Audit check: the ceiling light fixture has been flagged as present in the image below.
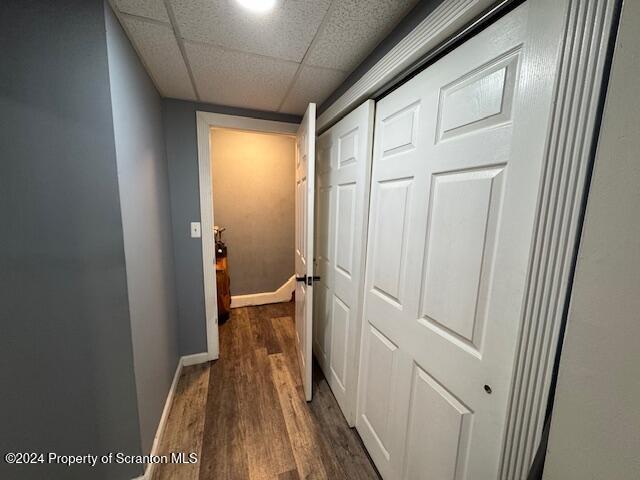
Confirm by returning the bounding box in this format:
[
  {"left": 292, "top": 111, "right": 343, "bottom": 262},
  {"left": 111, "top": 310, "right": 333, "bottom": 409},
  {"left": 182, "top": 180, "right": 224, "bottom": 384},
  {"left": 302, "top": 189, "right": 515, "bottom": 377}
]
[{"left": 236, "top": 0, "right": 276, "bottom": 13}]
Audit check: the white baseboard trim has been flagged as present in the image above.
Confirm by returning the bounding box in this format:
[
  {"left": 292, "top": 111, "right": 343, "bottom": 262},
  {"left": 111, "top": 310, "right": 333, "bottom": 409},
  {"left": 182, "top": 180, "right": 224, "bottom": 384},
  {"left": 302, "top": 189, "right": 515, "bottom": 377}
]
[
  {"left": 181, "top": 351, "right": 211, "bottom": 367},
  {"left": 230, "top": 275, "right": 295, "bottom": 308},
  {"left": 134, "top": 352, "right": 210, "bottom": 480}
]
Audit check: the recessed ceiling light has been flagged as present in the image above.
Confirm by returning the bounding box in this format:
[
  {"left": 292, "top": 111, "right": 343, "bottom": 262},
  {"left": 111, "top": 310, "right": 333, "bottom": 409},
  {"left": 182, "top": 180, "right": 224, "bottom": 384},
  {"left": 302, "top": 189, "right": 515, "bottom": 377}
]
[{"left": 236, "top": 0, "right": 276, "bottom": 13}]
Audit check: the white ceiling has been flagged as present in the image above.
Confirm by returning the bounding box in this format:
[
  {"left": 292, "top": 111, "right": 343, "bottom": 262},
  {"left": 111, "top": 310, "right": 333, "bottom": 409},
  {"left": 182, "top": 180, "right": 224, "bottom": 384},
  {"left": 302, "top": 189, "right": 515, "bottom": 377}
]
[{"left": 111, "top": 0, "right": 419, "bottom": 115}]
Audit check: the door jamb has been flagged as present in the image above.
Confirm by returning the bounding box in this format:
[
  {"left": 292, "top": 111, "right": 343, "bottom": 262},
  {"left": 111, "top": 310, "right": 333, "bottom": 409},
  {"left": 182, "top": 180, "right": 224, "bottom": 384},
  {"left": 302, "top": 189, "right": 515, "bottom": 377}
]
[{"left": 195, "top": 111, "right": 298, "bottom": 360}]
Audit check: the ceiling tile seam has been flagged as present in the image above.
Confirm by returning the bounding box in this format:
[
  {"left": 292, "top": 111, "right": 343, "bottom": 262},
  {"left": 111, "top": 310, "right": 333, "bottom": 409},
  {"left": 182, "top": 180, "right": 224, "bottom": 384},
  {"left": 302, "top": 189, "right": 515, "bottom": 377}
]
[
  {"left": 182, "top": 37, "right": 345, "bottom": 75},
  {"left": 333, "top": 2, "right": 423, "bottom": 75},
  {"left": 117, "top": 11, "right": 171, "bottom": 28},
  {"left": 108, "top": 2, "right": 167, "bottom": 98},
  {"left": 277, "top": 0, "right": 345, "bottom": 112},
  {"left": 181, "top": 38, "right": 300, "bottom": 68},
  {"left": 162, "top": 0, "right": 201, "bottom": 101},
  {"left": 276, "top": 65, "right": 304, "bottom": 113}
]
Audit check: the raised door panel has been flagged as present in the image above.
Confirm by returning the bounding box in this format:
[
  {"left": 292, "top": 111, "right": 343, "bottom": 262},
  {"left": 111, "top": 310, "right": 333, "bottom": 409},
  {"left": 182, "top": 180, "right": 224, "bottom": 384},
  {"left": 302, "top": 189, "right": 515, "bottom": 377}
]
[
  {"left": 357, "top": 322, "right": 413, "bottom": 479},
  {"left": 360, "top": 325, "right": 399, "bottom": 459},
  {"left": 437, "top": 50, "right": 519, "bottom": 142},
  {"left": 370, "top": 178, "right": 413, "bottom": 307},
  {"left": 381, "top": 103, "right": 420, "bottom": 158},
  {"left": 338, "top": 128, "right": 359, "bottom": 168},
  {"left": 404, "top": 366, "right": 472, "bottom": 480},
  {"left": 329, "top": 295, "right": 350, "bottom": 393},
  {"left": 335, "top": 182, "right": 356, "bottom": 278},
  {"left": 295, "top": 176, "right": 308, "bottom": 267},
  {"left": 313, "top": 141, "right": 333, "bottom": 371},
  {"left": 316, "top": 184, "right": 333, "bottom": 270},
  {"left": 420, "top": 167, "right": 505, "bottom": 354},
  {"left": 317, "top": 139, "right": 332, "bottom": 174},
  {"left": 440, "top": 66, "right": 506, "bottom": 132}
]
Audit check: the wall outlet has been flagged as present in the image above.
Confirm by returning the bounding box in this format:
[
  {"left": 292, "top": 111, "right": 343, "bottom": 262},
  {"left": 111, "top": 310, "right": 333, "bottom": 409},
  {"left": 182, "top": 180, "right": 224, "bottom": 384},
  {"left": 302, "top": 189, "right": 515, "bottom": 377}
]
[{"left": 190, "top": 222, "right": 201, "bottom": 238}]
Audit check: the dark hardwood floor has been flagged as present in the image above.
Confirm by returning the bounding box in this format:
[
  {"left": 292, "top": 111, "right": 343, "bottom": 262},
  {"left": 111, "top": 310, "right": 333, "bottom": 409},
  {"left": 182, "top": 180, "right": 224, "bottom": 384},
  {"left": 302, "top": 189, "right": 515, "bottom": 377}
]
[{"left": 152, "top": 302, "right": 380, "bottom": 480}]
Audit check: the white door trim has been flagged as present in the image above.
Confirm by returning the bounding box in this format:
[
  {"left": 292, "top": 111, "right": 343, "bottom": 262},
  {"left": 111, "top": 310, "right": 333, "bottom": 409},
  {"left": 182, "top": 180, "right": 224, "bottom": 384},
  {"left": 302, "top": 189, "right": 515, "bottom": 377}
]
[
  {"left": 316, "top": 0, "right": 498, "bottom": 131},
  {"left": 500, "top": 1, "right": 619, "bottom": 478},
  {"left": 195, "top": 111, "right": 298, "bottom": 360}
]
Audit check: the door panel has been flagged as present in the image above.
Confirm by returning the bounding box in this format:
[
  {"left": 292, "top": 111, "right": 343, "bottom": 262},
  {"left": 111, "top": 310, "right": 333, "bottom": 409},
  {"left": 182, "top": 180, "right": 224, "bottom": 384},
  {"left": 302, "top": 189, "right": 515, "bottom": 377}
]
[
  {"left": 404, "top": 366, "right": 473, "bottom": 480},
  {"left": 295, "top": 103, "right": 316, "bottom": 401},
  {"left": 356, "top": 3, "right": 566, "bottom": 478},
  {"left": 329, "top": 295, "right": 349, "bottom": 390},
  {"left": 360, "top": 324, "right": 399, "bottom": 457},
  {"left": 370, "top": 178, "right": 413, "bottom": 306},
  {"left": 421, "top": 166, "right": 505, "bottom": 352},
  {"left": 335, "top": 183, "right": 356, "bottom": 276},
  {"left": 314, "top": 100, "right": 375, "bottom": 425}
]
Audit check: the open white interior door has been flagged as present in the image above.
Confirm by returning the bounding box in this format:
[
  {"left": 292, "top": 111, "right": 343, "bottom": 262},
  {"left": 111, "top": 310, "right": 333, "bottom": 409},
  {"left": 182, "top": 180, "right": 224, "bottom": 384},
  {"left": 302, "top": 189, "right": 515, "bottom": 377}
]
[{"left": 295, "top": 103, "right": 316, "bottom": 401}]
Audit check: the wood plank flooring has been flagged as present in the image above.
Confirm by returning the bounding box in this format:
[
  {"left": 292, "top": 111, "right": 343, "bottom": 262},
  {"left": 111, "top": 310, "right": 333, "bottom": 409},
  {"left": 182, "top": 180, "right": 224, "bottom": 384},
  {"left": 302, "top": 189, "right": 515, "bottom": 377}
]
[{"left": 152, "top": 302, "right": 380, "bottom": 480}]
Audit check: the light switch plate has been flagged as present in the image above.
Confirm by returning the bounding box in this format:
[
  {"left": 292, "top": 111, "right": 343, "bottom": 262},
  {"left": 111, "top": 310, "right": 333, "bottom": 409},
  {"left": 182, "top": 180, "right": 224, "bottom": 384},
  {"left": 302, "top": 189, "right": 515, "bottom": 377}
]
[{"left": 190, "top": 222, "right": 201, "bottom": 238}]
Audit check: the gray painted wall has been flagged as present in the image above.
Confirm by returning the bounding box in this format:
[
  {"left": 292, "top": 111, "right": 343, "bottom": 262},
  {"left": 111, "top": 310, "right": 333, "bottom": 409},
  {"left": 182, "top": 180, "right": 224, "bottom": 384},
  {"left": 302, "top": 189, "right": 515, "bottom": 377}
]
[
  {"left": 543, "top": 2, "right": 640, "bottom": 479},
  {"left": 162, "top": 98, "right": 299, "bottom": 355},
  {"left": 0, "top": 1, "right": 142, "bottom": 479},
  {"left": 211, "top": 129, "right": 295, "bottom": 295},
  {"left": 105, "top": 4, "right": 179, "bottom": 456}
]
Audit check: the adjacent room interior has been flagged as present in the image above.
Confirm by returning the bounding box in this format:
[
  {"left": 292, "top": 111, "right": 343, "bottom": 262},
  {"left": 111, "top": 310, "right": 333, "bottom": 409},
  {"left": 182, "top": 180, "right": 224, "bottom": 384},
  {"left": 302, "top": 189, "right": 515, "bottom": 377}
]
[{"left": 210, "top": 127, "right": 296, "bottom": 316}]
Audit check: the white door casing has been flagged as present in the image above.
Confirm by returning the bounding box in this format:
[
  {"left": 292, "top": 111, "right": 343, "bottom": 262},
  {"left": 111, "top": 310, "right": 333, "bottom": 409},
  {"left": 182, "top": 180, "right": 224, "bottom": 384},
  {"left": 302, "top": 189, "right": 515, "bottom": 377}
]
[
  {"left": 196, "top": 112, "right": 299, "bottom": 362},
  {"left": 354, "top": 1, "right": 608, "bottom": 478},
  {"left": 295, "top": 103, "right": 316, "bottom": 402},
  {"left": 314, "top": 100, "right": 375, "bottom": 425}
]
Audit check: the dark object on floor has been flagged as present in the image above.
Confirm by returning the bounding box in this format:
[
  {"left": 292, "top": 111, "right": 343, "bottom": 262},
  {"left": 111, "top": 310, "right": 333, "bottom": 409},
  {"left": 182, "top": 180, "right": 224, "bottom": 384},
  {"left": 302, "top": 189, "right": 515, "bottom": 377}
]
[{"left": 216, "top": 245, "right": 231, "bottom": 323}]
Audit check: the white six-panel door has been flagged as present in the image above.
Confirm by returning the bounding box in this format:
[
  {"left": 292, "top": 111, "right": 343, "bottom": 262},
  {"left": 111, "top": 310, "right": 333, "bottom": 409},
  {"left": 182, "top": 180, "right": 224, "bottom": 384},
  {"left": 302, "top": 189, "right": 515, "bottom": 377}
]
[
  {"left": 314, "top": 100, "right": 375, "bottom": 425},
  {"left": 295, "top": 103, "right": 316, "bottom": 402},
  {"left": 356, "top": 3, "right": 568, "bottom": 478}
]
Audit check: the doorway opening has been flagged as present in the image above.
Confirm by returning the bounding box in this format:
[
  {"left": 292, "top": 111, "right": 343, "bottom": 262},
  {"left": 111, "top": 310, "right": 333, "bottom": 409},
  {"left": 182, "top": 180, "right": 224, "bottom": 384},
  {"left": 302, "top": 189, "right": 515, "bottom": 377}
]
[
  {"left": 196, "top": 112, "right": 299, "bottom": 360},
  {"left": 210, "top": 127, "right": 297, "bottom": 321}
]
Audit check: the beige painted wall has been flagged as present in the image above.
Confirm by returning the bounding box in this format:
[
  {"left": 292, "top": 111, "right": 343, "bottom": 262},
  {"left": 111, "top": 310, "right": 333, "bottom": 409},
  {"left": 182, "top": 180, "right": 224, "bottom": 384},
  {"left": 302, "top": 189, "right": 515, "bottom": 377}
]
[
  {"left": 543, "top": 2, "right": 640, "bottom": 478},
  {"left": 211, "top": 128, "right": 295, "bottom": 296}
]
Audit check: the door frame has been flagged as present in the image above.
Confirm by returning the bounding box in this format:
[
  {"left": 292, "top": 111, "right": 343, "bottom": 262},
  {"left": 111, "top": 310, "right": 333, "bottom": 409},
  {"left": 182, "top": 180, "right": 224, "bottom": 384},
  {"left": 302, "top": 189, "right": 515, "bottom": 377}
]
[{"left": 195, "top": 111, "right": 298, "bottom": 360}]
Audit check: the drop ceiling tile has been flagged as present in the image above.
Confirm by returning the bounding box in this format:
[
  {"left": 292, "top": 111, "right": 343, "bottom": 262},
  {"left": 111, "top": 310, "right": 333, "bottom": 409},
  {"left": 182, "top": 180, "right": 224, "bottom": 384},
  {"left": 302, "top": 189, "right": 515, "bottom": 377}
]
[
  {"left": 169, "top": 0, "right": 331, "bottom": 62},
  {"left": 185, "top": 41, "right": 299, "bottom": 112},
  {"left": 305, "top": 0, "right": 419, "bottom": 72},
  {"left": 121, "top": 16, "right": 196, "bottom": 100},
  {"left": 280, "top": 65, "right": 347, "bottom": 115},
  {"left": 113, "top": 0, "right": 170, "bottom": 22}
]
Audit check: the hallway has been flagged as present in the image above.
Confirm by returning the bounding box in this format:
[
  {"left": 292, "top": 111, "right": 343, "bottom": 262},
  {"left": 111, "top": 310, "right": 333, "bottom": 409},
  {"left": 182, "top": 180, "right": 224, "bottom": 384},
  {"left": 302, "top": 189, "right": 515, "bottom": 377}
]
[{"left": 152, "top": 303, "right": 379, "bottom": 480}]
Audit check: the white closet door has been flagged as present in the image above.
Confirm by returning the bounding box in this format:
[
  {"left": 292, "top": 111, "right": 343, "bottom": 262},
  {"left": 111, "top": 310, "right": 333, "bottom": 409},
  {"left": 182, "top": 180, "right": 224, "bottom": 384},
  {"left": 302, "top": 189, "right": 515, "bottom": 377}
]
[
  {"left": 314, "top": 100, "right": 375, "bottom": 425},
  {"left": 356, "top": 3, "right": 567, "bottom": 479},
  {"left": 295, "top": 103, "right": 316, "bottom": 401}
]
